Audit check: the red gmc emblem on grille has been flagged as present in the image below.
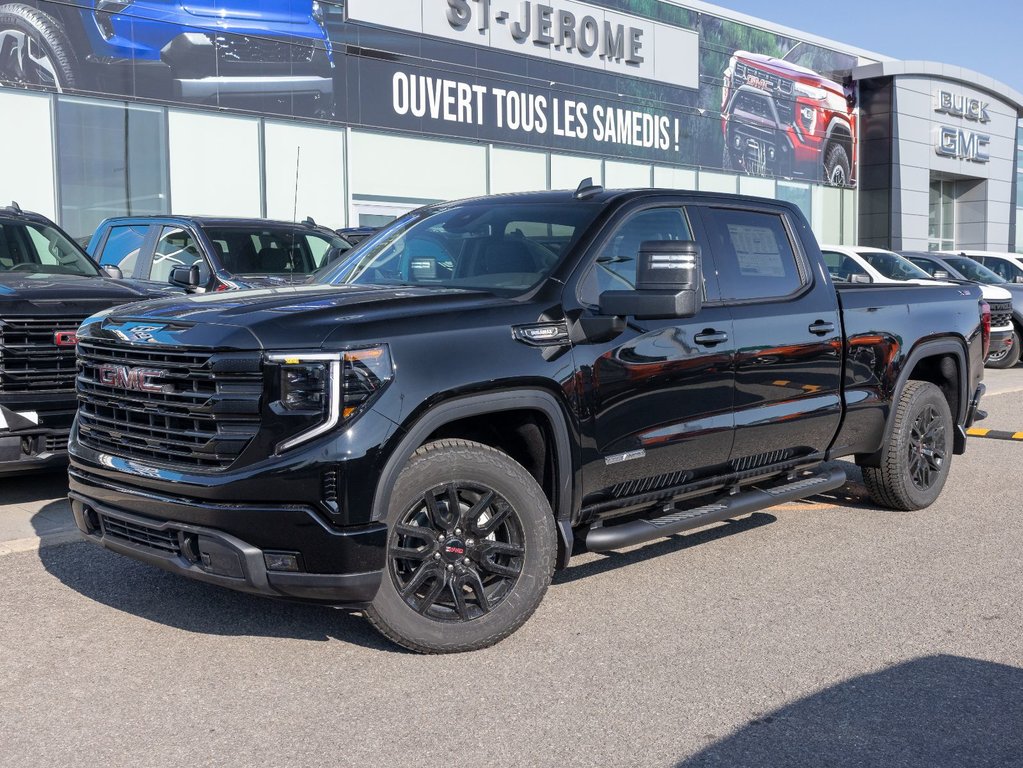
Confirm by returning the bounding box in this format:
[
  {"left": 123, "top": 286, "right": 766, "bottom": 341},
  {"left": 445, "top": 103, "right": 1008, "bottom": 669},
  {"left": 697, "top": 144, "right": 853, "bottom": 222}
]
[
  {"left": 53, "top": 331, "right": 78, "bottom": 347},
  {"left": 97, "top": 364, "right": 168, "bottom": 394}
]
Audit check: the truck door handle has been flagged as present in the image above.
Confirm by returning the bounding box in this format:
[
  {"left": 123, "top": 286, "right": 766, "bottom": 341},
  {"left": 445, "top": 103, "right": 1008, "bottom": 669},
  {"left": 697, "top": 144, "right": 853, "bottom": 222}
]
[
  {"left": 808, "top": 320, "right": 836, "bottom": 336},
  {"left": 694, "top": 330, "right": 729, "bottom": 346}
]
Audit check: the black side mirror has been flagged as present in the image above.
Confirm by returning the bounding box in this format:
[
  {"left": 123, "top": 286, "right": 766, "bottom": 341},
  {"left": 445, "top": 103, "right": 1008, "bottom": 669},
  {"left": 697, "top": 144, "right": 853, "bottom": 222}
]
[
  {"left": 599, "top": 241, "right": 703, "bottom": 320},
  {"left": 102, "top": 265, "right": 123, "bottom": 280},
  {"left": 169, "top": 263, "right": 202, "bottom": 290}
]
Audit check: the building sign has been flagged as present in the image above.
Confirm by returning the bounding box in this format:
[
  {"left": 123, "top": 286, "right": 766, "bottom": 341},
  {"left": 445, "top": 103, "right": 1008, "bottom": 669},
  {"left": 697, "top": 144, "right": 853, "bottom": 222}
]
[
  {"left": 345, "top": 0, "right": 701, "bottom": 90},
  {"left": 933, "top": 89, "right": 991, "bottom": 162},
  {"left": 934, "top": 90, "right": 991, "bottom": 123},
  {"left": 935, "top": 126, "right": 991, "bottom": 162}
]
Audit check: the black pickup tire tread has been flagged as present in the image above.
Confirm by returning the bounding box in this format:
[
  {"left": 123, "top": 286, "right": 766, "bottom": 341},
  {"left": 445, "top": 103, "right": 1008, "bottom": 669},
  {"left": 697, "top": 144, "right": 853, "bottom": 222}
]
[
  {"left": 366, "top": 439, "right": 557, "bottom": 654},
  {"left": 862, "top": 380, "right": 953, "bottom": 511}
]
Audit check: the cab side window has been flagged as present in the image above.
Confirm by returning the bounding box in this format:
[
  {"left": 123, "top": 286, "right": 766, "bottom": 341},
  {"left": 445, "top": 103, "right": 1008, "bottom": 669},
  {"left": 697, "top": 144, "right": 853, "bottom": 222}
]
[
  {"left": 703, "top": 208, "right": 805, "bottom": 301},
  {"left": 98, "top": 225, "right": 148, "bottom": 276},
  {"left": 149, "top": 226, "right": 203, "bottom": 283},
  {"left": 578, "top": 207, "right": 694, "bottom": 304}
]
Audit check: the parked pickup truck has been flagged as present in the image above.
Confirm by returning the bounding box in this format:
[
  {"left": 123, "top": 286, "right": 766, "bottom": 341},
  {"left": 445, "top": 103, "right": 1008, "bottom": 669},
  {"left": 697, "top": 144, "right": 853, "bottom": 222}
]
[
  {"left": 68, "top": 186, "right": 988, "bottom": 653},
  {"left": 87, "top": 215, "right": 353, "bottom": 293},
  {"left": 0, "top": 204, "right": 171, "bottom": 476}
]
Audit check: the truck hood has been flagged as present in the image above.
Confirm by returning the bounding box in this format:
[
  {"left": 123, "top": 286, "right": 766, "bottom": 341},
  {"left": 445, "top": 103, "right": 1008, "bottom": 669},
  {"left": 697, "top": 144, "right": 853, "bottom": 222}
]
[
  {"left": 83, "top": 283, "right": 511, "bottom": 350},
  {"left": 734, "top": 51, "right": 841, "bottom": 91},
  {"left": 181, "top": 1, "right": 315, "bottom": 24},
  {"left": 0, "top": 272, "right": 172, "bottom": 314}
]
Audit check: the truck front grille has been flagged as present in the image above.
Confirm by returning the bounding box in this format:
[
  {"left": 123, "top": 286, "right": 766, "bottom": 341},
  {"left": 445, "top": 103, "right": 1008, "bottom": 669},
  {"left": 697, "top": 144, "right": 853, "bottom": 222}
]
[
  {"left": 734, "top": 60, "right": 794, "bottom": 96},
  {"left": 0, "top": 315, "right": 89, "bottom": 394},
  {"left": 213, "top": 34, "right": 318, "bottom": 64},
  {"left": 76, "top": 340, "right": 263, "bottom": 470},
  {"left": 988, "top": 300, "right": 1012, "bottom": 328}
]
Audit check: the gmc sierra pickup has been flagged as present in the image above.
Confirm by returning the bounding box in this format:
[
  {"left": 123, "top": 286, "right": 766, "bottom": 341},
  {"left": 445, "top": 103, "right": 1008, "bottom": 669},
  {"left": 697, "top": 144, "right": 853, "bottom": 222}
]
[
  {"left": 0, "top": 204, "right": 170, "bottom": 475},
  {"left": 68, "top": 185, "right": 987, "bottom": 653}
]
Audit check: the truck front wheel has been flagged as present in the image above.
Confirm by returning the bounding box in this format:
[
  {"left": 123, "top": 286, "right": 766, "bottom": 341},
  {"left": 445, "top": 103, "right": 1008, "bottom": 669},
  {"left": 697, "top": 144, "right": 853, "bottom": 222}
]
[
  {"left": 0, "top": 3, "right": 78, "bottom": 91},
  {"left": 862, "top": 380, "right": 953, "bottom": 511},
  {"left": 366, "top": 439, "right": 557, "bottom": 653},
  {"left": 824, "top": 143, "right": 851, "bottom": 186}
]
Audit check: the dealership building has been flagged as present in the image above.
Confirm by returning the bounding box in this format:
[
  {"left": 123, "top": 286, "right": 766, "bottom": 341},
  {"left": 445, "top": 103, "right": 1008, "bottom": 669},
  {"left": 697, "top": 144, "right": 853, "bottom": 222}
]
[{"left": 0, "top": 0, "right": 1020, "bottom": 253}]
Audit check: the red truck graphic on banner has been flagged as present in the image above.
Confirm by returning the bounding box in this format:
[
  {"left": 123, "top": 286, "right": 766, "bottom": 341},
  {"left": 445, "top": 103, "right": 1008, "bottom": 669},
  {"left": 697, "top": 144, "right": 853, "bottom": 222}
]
[{"left": 721, "top": 42, "right": 857, "bottom": 187}]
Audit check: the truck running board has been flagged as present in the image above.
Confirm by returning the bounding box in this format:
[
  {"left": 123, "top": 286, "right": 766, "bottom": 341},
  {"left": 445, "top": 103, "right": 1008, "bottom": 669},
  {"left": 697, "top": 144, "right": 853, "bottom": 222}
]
[{"left": 585, "top": 466, "right": 848, "bottom": 553}]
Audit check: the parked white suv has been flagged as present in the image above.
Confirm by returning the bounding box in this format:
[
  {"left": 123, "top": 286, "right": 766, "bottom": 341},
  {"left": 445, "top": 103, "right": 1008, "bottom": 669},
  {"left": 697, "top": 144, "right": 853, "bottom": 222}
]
[{"left": 821, "top": 245, "right": 1014, "bottom": 367}]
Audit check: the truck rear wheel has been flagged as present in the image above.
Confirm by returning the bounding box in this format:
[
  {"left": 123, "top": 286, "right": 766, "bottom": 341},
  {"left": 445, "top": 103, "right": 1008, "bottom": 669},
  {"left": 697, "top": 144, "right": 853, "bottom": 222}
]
[
  {"left": 366, "top": 439, "right": 557, "bottom": 653},
  {"left": 0, "top": 3, "right": 78, "bottom": 91},
  {"left": 862, "top": 380, "right": 953, "bottom": 511}
]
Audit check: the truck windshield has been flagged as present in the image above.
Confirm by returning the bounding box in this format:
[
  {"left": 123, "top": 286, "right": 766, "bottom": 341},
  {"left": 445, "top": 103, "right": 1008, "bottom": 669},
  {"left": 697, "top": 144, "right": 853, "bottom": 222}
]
[
  {"left": 202, "top": 226, "right": 351, "bottom": 276},
  {"left": 858, "top": 250, "right": 933, "bottom": 281},
  {"left": 944, "top": 256, "right": 1006, "bottom": 284},
  {"left": 0, "top": 220, "right": 100, "bottom": 277},
  {"left": 327, "top": 202, "right": 601, "bottom": 295}
]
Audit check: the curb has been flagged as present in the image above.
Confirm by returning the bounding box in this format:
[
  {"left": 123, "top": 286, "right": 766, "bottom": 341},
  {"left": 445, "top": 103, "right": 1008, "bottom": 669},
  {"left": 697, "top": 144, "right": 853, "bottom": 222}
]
[{"left": 0, "top": 529, "right": 81, "bottom": 557}]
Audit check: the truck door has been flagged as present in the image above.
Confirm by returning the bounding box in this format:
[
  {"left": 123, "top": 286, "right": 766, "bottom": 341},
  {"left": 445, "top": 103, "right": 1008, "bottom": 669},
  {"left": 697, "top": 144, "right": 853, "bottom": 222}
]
[
  {"left": 696, "top": 205, "right": 843, "bottom": 465},
  {"left": 569, "top": 203, "right": 736, "bottom": 507}
]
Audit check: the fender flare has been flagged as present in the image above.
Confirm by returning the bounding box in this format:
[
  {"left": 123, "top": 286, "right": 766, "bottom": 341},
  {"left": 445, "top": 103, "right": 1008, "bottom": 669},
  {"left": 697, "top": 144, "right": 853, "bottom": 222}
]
[
  {"left": 371, "top": 387, "right": 575, "bottom": 521},
  {"left": 824, "top": 118, "right": 853, "bottom": 150},
  {"left": 859, "top": 337, "right": 970, "bottom": 465}
]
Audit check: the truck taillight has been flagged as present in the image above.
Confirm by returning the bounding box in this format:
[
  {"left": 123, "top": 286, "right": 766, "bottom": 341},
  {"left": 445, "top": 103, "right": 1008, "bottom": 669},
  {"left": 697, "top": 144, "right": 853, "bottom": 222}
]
[{"left": 980, "top": 301, "right": 991, "bottom": 358}]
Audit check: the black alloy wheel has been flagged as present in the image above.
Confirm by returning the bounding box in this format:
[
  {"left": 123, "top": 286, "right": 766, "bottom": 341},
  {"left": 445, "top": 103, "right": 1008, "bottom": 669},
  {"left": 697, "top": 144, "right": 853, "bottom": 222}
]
[
  {"left": 906, "top": 403, "right": 946, "bottom": 492},
  {"left": 366, "top": 439, "right": 556, "bottom": 653},
  {"left": 389, "top": 481, "right": 525, "bottom": 622},
  {"left": 862, "top": 380, "right": 954, "bottom": 510}
]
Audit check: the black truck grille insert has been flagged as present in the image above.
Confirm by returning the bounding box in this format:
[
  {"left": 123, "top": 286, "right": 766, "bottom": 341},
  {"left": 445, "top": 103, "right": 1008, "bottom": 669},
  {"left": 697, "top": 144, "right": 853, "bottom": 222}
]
[
  {"left": 988, "top": 301, "right": 1012, "bottom": 329},
  {"left": 99, "top": 513, "right": 181, "bottom": 556},
  {"left": 76, "top": 340, "right": 263, "bottom": 470},
  {"left": 0, "top": 315, "right": 89, "bottom": 393},
  {"left": 213, "top": 34, "right": 317, "bottom": 64},
  {"left": 733, "top": 60, "right": 794, "bottom": 96}
]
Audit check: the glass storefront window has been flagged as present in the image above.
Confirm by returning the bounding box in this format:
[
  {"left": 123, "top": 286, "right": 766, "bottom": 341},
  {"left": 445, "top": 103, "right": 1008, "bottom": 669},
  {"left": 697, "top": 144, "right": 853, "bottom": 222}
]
[
  {"left": 776, "top": 182, "right": 812, "bottom": 226},
  {"left": 56, "top": 97, "right": 168, "bottom": 241},
  {"left": 929, "top": 179, "right": 955, "bottom": 251}
]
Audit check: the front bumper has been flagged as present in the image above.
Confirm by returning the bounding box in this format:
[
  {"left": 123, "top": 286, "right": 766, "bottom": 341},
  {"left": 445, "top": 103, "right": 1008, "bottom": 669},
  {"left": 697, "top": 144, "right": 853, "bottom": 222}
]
[
  {"left": 69, "top": 467, "right": 387, "bottom": 606},
  {"left": 0, "top": 405, "right": 72, "bottom": 475}
]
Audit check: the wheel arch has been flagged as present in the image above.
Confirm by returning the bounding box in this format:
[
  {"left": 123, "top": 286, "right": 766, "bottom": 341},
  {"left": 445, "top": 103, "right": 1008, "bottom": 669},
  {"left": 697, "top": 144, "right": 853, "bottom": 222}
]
[
  {"left": 858, "top": 337, "right": 970, "bottom": 467},
  {"left": 370, "top": 389, "right": 576, "bottom": 566}
]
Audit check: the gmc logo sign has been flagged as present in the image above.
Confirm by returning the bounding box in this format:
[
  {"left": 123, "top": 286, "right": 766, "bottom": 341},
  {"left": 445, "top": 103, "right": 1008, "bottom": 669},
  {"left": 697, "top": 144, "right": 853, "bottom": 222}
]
[{"left": 97, "top": 364, "right": 168, "bottom": 393}]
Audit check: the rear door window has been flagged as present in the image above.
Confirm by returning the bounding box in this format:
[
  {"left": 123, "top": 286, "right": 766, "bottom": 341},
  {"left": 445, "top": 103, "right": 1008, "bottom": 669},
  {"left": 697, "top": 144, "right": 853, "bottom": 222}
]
[{"left": 702, "top": 208, "right": 805, "bottom": 301}]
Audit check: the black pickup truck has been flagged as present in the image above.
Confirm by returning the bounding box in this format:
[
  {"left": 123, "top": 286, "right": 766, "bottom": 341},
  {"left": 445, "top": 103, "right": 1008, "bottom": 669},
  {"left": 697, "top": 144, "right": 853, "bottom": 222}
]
[
  {"left": 67, "top": 186, "right": 988, "bottom": 653},
  {"left": 0, "top": 206, "right": 171, "bottom": 476}
]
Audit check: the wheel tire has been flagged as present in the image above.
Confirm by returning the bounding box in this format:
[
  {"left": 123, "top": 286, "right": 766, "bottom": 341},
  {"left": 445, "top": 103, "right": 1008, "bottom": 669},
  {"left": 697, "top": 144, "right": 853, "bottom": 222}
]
[
  {"left": 366, "top": 439, "right": 557, "bottom": 654},
  {"left": 985, "top": 331, "right": 1021, "bottom": 369},
  {"left": 0, "top": 3, "right": 79, "bottom": 92},
  {"left": 862, "top": 381, "right": 953, "bottom": 511},
  {"left": 823, "top": 143, "right": 851, "bottom": 187}
]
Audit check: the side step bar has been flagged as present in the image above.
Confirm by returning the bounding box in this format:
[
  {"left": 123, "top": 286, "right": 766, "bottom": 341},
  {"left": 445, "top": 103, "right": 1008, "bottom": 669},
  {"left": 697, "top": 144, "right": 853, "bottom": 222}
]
[{"left": 585, "top": 466, "right": 847, "bottom": 553}]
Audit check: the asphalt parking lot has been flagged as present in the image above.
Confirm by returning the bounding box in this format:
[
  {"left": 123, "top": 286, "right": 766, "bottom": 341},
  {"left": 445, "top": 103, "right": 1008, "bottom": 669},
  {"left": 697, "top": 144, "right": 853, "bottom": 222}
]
[{"left": 3, "top": 368, "right": 1023, "bottom": 767}]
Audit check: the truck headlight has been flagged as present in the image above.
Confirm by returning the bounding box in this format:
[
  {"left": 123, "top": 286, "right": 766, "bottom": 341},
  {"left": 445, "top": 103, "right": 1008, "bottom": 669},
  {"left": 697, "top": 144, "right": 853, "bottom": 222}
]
[{"left": 267, "top": 346, "right": 393, "bottom": 452}]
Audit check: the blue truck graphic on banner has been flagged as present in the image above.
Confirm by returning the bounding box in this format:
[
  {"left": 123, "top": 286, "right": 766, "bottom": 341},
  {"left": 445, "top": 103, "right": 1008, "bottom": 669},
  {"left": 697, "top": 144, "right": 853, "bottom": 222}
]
[{"left": 0, "top": 0, "right": 333, "bottom": 115}]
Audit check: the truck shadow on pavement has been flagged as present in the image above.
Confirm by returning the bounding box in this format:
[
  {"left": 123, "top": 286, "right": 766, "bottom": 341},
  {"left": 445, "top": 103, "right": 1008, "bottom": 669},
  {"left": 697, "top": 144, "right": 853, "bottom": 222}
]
[
  {"left": 36, "top": 543, "right": 402, "bottom": 652},
  {"left": 675, "top": 654, "right": 1023, "bottom": 768}
]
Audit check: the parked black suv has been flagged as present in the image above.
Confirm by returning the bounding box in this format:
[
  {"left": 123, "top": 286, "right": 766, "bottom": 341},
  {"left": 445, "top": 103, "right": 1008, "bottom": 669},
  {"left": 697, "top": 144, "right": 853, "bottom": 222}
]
[
  {"left": 87, "top": 216, "right": 353, "bottom": 293},
  {"left": 68, "top": 187, "right": 987, "bottom": 652},
  {"left": 0, "top": 205, "right": 170, "bottom": 475}
]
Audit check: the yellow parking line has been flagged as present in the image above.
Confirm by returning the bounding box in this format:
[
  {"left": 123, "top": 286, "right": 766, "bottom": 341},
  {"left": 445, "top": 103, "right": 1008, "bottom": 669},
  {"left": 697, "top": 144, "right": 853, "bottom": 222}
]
[
  {"left": 967, "top": 428, "right": 990, "bottom": 437},
  {"left": 1014, "top": 432, "right": 1023, "bottom": 440}
]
